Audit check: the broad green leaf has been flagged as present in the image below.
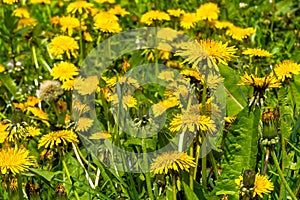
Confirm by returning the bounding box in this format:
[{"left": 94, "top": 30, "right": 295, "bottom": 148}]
[
  {"left": 183, "top": 182, "right": 199, "bottom": 200},
  {"left": 28, "top": 168, "right": 61, "bottom": 182},
  {"left": 212, "top": 107, "right": 260, "bottom": 199},
  {"left": 0, "top": 73, "right": 19, "bottom": 99},
  {"left": 219, "top": 65, "right": 247, "bottom": 116}
]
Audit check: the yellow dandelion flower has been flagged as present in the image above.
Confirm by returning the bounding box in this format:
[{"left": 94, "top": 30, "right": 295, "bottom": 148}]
[
  {"left": 0, "top": 121, "right": 10, "bottom": 143},
  {"left": 242, "top": 48, "right": 272, "bottom": 57},
  {"left": 121, "top": 95, "right": 137, "bottom": 108},
  {"left": 206, "top": 74, "right": 224, "bottom": 91},
  {"left": 94, "top": 0, "right": 115, "bottom": 3},
  {"left": 140, "top": 10, "right": 170, "bottom": 26},
  {"left": 30, "top": 0, "right": 50, "bottom": 4},
  {"left": 84, "top": 31, "right": 93, "bottom": 42},
  {"left": 27, "top": 107, "right": 48, "bottom": 121},
  {"left": 180, "top": 13, "right": 199, "bottom": 29},
  {"left": 224, "top": 116, "right": 236, "bottom": 124},
  {"left": 150, "top": 151, "right": 196, "bottom": 174},
  {"left": 167, "top": 9, "right": 185, "bottom": 17},
  {"left": 17, "top": 17, "right": 37, "bottom": 30},
  {"left": 274, "top": 60, "right": 300, "bottom": 81},
  {"left": 253, "top": 174, "right": 274, "bottom": 198},
  {"left": 38, "top": 130, "right": 79, "bottom": 149},
  {"left": 239, "top": 73, "right": 281, "bottom": 90},
  {"left": 51, "top": 62, "right": 78, "bottom": 82},
  {"left": 0, "top": 147, "right": 35, "bottom": 175},
  {"left": 166, "top": 60, "right": 184, "bottom": 69},
  {"left": 169, "top": 105, "right": 216, "bottom": 133},
  {"left": 25, "top": 96, "right": 40, "bottom": 107},
  {"left": 94, "top": 11, "right": 118, "bottom": 22},
  {"left": 110, "top": 94, "right": 137, "bottom": 108},
  {"left": 61, "top": 79, "right": 75, "bottom": 91},
  {"left": 49, "top": 35, "right": 79, "bottom": 59},
  {"left": 159, "top": 50, "right": 171, "bottom": 60},
  {"left": 13, "top": 103, "right": 26, "bottom": 111},
  {"left": 175, "top": 39, "right": 236, "bottom": 66},
  {"left": 89, "top": 131, "right": 111, "bottom": 140},
  {"left": 108, "top": 5, "right": 129, "bottom": 17},
  {"left": 50, "top": 16, "right": 60, "bottom": 26},
  {"left": 236, "top": 174, "right": 274, "bottom": 198},
  {"left": 158, "top": 70, "right": 175, "bottom": 81},
  {"left": 12, "top": 8, "right": 30, "bottom": 18},
  {"left": 226, "top": 26, "right": 255, "bottom": 40},
  {"left": 59, "top": 16, "right": 80, "bottom": 36},
  {"left": 67, "top": 0, "right": 94, "bottom": 15},
  {"left": 180, "top": 68, "right": 204, "bottom": 83},
  {"left": 75, "top": 117, "right": 93, "bottom": 132},
  {"left": 74, "top": 76, "right": 98, "bottom": 95},
  {"left": 0, "top": 64, "right": 5, "bottom": 73},
  {"left": 157, "top": 28, "right": 178, "bottom": 41},
  {"left": 72, "top": 100, "right": 90, "bottom": 115},
  {"left": 26, "top": 126, "right": 41, "bottom": 137},
  {"left": 27, "top": 107, "right": 50, "bottom": 127},
  {"left": 3, "top": 0, "right": 18, "bottom": 4},
  {"left": 94, "top": 18, "right": 122, "bottom": 33},
  {"left": 196, "top": 2, "right": 220, "bottom": 21},
  {"left": 214, "top": 21, "right": 234, "bottom": 29},
  {"left": 151, "top": 97, "right": 179, "bottom": 117}
]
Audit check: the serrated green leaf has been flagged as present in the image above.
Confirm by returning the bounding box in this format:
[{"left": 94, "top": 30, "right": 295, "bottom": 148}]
[
  {"left": 28, "top": 168, "right": 61, "bottom": 182},
  {"left": 212, "top": 107, "right": 260, "bottom": 199}
]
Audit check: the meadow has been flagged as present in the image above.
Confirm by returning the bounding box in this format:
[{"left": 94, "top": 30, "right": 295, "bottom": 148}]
[{"left": 0, "top": 0, "right": 300, "bottom": 199}]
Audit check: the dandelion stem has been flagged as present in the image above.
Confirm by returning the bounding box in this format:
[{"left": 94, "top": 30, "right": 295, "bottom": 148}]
[
  {"left": 79, "top": 17, "right": 84, "bottom": 63},
  {"left": 62, "top": 159, "right": 80, "bottom": 200},
  {"left": 172, "top": 173, "right": 177, "bottom": 200},
  {"left": 17, "top": 175, "right": 23, "bottom": 200},
  {"left": 189, "top": 143, "right": 194, "bottom": 189},
  {"left": 208, "top": 151, "right": 218, "bottom": 180},
  {"left": 271, "top": 150, "right": 297, "bottom": 200},
  {"left": 142, "top": 129, "right": 154, "bottom": 200}
]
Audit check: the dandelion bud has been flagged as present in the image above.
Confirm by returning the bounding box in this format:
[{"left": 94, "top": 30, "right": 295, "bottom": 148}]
[
  {"left": 261, "top": 108, "right": 280, "bottom": 146},
  {"left": 38, "top": 80, "right": 63, "bottom": 102},
  {"left": 242, "top": 170, "right": 256, "bottom": 189}
]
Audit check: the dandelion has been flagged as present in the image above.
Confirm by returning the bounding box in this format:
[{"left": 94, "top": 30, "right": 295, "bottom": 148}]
[
  {"left": 75, "top": 117, "right": 94, "bottom": 132},
  {"left": 38, "top": 80, "right": 63, "bottom": 102},
  {"left": 167, "top": 9, "right": 185, "bottom": 17},
  {"left": 51, "top": 62, "right": 78, "bottom": 82},
  {"left": 48, "top": 35, "right": 79, "bottom": 59},
  {"left": 226, "top": 26, "right": 255, "bottom": 40},
  {"left": 0, "top": 64, "right": 5, "bottom": 72},
  {"left": 150, "top": 151, "right": 195, "bottom": 174},
  {"left": 74, "top": 76, "right": 99, "bottom": 95},
  {"left": 151, "top": 97, "right": 179, "bottom": 117},
  {"left": 38, "top": 130, "right": 79, "bottom": 149},
  {"left": 158, "top": 70, "right": 175, "bottom": 81},
  {"left": 61, "top": 79, "right": 75, "bottom": 91},
  {"left": 274, "top": 60, "right": 300, "bottom": 81},
  {"left": 239, "top": 73, "right": 281, "bottom": 90},
  {"left": 67, "top": 0, "right": 94, "bottom": 15},
  {"left": 196, "top": 2, "right": 220, "bottom": 21},
  {"left": 12, "top": 8, "right": 30, "bottom": 18},
  {"left": 26, "top": 126, "right": 41, "bottom": 137},
  {"left": 30, "top": 0, "right": 51, "bottom": 4},
  {"left": 214, "top": 21, "right": 234, "bottom": 29},
  {"left": 3, "top": 0, "right": 18, "bottom": 4},
  {"left": 140, "top": 10, "right": 170, "bottom": 25},
  {"left": 108, "top": 5, "right": 130, "bottom": 17},
  {"left": 180, "top": 13, "right": 199, "bottom": 29},
  {"left": 27, "top": 107, "right": 49, "bottom": 126},
  {"left": 94, "top": 18, "right": 122, "bottom": 33},
  {"left": 25, "top": 96, "right": 40, "bottom": 107},
  {"left": 169, "top": 105, "right": 216, "bottom": 133},
  {"left": 175, "top": 39, "right": 236, "bottom": 67},
  {"left": 50, "top": 16, "right": 60, "bottom": 26},
  {"left": 180, "top": 68, "right": 204, "bottom": 83},
  {"left": 236, "top": 173, "right": 274, "bottom": 198},
  {"left": 110, "top": 94, "right": 137, "bottom": 108},
  {"left": 89, "top": 131, "right": 111, "bottom": 139},
  {"left": 242, "top": 48, "right": 272, "bottom": 57},
  {"left": 59, "top": 16, "right": 80, "bottom": 36},
  {"left": 0, "top": 147, "right": 35, "bottom": 175},
  {"left": 94, "top": 0, "right": 115, "bottom": 3},
  {"left": 17, "top": 18, "right": 37, "bottom": 30}
]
